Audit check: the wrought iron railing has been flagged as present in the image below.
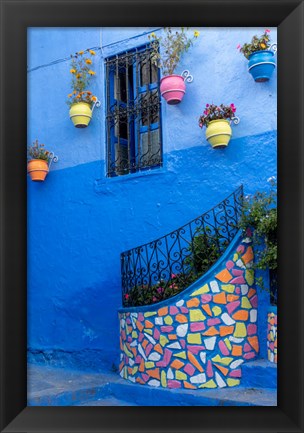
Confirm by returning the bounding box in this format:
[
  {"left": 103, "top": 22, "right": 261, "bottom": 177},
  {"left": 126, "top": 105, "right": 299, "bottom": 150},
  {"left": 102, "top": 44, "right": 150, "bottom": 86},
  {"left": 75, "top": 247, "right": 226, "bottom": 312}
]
[{"left": 121, "top": 185, "right": 244, "bottom": 307}]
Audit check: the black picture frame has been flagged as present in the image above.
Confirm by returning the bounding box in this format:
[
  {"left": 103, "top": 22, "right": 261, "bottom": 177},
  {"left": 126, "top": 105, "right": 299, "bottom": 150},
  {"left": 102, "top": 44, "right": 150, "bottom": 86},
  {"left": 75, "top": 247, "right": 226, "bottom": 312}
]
[{"left": 1, "top": 0, "right": 303, "bottom": 431}]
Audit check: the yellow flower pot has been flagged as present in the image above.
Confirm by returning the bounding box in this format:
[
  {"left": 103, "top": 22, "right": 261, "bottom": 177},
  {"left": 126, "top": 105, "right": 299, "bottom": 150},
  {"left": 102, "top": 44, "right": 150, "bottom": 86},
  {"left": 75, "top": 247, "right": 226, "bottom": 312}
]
[
  {"left": 69, "top": 102, "right": 92, "bottom": 128},
  {"left": 205, "top": 119, "right": 232, "bottom": 149}
]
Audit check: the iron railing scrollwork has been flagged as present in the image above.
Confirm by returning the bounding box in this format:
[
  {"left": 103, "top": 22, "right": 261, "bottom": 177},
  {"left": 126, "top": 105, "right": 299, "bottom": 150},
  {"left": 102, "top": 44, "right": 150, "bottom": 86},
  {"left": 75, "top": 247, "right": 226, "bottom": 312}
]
[{"left": 121, "top": 185, "right": 244, "bottom": 307}]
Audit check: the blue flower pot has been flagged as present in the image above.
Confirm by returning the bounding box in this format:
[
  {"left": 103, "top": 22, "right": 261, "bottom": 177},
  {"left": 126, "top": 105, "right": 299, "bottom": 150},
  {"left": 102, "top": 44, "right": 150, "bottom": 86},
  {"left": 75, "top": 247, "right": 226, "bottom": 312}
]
[{"left": 248, "top": 50, "right": 276, "bottom": 82}]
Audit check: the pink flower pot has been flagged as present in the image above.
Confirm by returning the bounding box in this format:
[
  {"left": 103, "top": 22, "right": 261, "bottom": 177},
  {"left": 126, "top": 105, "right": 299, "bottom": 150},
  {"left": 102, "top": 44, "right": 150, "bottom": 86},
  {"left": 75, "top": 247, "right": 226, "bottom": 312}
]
[{"left": 160, "top": 75, "right": 186, "bottom": 105}]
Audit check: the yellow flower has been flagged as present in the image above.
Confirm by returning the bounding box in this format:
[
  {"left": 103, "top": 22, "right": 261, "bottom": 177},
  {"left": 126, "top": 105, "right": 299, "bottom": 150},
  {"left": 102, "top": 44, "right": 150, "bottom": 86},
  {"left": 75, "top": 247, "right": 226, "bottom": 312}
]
[
  {"left": 85, "top": 58, "right": 92, "bottom": 65},
  {"left": 89, "top": 50, "right": 96, "bottom": 55},
  {"left": 260, "top": 43, "right": 266, "bottom": 49},
  {"left": 86, "top": 91, "right": 92, "bottom": 95},
  {"left": 68, "top": 93, "right": 72, "bottom": 98},
  {"left": 151, "top": 32, "right": 156, "bottom": 38},
  {"left": 76, "top": 95, "right": 81, "bottom": 99},
  {"left": 91, "top": 96, "right": 97, "bottom": 102},
  {"left": 88, "top": 70, "right": 96, "bottom": 75},
  {"left": 70, "top": 69, "right": 76, "bottom": 74},
  {"left": 76, "top": 73, "right": 82, "bottom": 78},
  {"left": 78, "top": 50, "right": 84, "bottom": 55},
  {"left": 73, "top": 90, "right": 77, "bottom": 94},
  {"left": 194, "top": 30, "right": 200, "bottom": 38}
]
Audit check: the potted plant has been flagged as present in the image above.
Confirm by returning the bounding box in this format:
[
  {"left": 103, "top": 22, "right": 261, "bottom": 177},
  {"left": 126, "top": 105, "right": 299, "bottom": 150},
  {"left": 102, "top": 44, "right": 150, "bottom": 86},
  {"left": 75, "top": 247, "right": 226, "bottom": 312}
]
[
  {"left": 238, "top": 177, "right": 277, "bottom": 298},
  {"left": 149, "top": 28, "right": 200, "bottom": 105},
  {"left": 237, "top": 29, "right": 277, "bottom": 82},
  {"left": 198, "top": 103, "right": 239, "bottom": 148},
  {"left": 238, "top": 177, "right": 277, "bottom": 363},
  {"left": 27, "top": 140, "right": 52, "bottom": 182},
  {"left": 67, "top": 49, "right": 99, "bottom": 127}
]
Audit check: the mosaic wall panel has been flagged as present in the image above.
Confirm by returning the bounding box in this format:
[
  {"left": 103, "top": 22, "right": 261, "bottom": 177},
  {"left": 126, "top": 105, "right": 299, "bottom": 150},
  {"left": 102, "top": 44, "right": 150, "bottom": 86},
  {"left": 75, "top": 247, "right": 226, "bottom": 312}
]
[
  {"left": 119, "top": 234, "right": 259, "bottom": 389},
  {"left": 267, "top": 311, "right": 277, "bottom": 363}
]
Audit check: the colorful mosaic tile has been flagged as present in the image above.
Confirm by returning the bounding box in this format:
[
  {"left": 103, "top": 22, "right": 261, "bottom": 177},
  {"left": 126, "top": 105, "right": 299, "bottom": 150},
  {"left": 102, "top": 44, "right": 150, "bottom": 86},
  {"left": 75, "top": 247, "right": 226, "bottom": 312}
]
[
  {"left": 119, "top": 234, "right": 259, "bottom": 389},
  {"left": 267, "top": 311, "right": 277, "bottom": 363}
]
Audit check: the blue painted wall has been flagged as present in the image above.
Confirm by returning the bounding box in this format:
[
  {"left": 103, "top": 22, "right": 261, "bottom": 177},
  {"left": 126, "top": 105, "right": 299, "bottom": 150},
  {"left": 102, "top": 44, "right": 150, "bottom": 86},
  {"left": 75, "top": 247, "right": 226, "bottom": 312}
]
[{"left": 27, "top": 27, "right": 277, "bottom": 370}]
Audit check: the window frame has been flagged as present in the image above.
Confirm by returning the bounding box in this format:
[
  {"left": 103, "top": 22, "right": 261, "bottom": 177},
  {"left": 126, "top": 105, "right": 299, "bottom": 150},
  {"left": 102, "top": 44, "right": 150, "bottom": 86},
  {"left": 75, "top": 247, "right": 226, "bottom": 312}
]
[{"left": 105, "top": 44, "right": 163, "bottom": 178}]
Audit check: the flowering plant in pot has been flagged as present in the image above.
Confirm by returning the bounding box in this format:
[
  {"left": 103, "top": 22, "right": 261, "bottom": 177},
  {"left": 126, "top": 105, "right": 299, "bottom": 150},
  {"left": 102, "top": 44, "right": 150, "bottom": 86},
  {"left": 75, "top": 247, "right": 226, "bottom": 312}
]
[
  {"left": 237, "top": 29, "right": 277, "bottom": 82},
  {"left": 238, "top": 177, "right": 278, "bottom": 363},
  {"left": 149, "top": 27, "right": 200, "bottom": 104},
  {"left": 198, "top": 103, "right": 239, "bottom": 148},
  {"left": 238, "top": 177, "right": 277, "bottom": 300},
  {"left": 27, "top": 140, "right": 52, "bottom": 182},
  {"left": 67, "top": 49, "right": 99, "bottom": 127}
]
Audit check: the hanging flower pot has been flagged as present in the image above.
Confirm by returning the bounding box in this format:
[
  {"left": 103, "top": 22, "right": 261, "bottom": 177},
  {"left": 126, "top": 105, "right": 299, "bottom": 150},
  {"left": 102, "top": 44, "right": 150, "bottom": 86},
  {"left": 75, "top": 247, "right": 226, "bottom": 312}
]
[
  {"left": 199, "top": 103, "right": 239, "bottom": 149},
  {"left": 67, "top": 49, "right": 100, "bottom": 127},
  {"left": 237, "top": 29, "right": 277, "bottom": 83},
  {"left": 160, "top": 75, "right": 186, "bottom": 105},
  {"left": 69, "top": 102, "right": 93, "bottom": 128},
  {"left": 27, "top": 159, "right": 49, "bottom": 182},
  {"left": 148, "top": 28, "right": 200, "bottom": 105},
  {"left": 27, "top": 140, "right": 58, "bottom": 182},
  {"left": 205, "top": 119, "right": 232, "bottom": 149},
  {"left": 248, "top": 49, "right": 276, "bottom": 82}
]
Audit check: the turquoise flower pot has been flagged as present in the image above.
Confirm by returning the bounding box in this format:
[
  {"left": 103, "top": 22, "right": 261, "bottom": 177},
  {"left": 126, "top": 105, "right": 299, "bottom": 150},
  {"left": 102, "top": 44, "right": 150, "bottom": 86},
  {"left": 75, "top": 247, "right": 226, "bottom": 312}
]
[{"left": 248, "top": 50, "right": 276, "bottom": 82}]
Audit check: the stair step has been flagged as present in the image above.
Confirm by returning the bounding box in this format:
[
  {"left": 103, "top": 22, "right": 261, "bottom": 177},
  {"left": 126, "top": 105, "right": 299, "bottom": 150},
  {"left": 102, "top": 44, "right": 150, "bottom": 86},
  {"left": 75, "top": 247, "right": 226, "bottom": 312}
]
[
  {"left": 28, "top": 363, "right": 276, "bottom": 407},
  {"left": 241, "top": 359, "right": 277, "bottom": 388},
  {"left": 81, "top": 397, "right": 137, "bottom": 406},
  {"left": 107, "top": 379, "right": 276, "bottom": 407}
]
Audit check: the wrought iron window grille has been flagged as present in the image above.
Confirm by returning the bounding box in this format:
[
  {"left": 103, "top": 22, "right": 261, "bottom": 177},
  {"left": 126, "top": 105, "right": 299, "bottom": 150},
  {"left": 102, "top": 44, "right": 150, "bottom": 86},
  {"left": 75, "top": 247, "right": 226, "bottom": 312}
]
[
  {"left": 121, "top": 185, "right": 244, "bottom": 307},
  {"left": 105, "top": 45, "right": 162, "bottom": 178}
]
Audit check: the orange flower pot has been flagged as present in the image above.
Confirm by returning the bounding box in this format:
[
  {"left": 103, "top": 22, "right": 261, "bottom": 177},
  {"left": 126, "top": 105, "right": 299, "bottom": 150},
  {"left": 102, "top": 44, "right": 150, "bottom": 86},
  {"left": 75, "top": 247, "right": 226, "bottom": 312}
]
[{"left": 27, "top": 159, "right": 49, "bottom": 182}]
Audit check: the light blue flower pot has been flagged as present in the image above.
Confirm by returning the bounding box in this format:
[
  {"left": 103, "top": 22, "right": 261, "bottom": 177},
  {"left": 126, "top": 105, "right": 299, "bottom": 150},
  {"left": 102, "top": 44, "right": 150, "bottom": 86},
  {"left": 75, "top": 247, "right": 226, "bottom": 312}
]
[{"left": 248, "top": 50, "right": 276, "bottom": 82}]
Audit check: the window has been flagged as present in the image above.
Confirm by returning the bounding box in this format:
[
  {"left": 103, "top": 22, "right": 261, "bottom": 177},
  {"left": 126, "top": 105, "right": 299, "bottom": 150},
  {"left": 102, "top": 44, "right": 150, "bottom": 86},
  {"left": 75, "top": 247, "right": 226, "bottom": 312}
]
[{"left": 105, "top": 45, "right": 162, "bottom": 177}]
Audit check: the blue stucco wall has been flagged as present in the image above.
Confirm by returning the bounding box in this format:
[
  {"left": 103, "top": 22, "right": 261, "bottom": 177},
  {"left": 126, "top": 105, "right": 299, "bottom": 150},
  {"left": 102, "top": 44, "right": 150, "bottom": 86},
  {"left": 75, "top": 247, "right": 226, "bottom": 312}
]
[{"left": 27, "top": 27, "right": 277, "bottom": 370}]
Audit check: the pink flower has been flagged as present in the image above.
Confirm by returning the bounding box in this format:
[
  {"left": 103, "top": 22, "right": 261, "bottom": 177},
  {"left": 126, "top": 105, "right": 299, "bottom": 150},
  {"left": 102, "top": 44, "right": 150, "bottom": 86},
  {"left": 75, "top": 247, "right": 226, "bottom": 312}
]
[
  {"left": 152, "top": 296, "right": 157, "bottom": 302},
  {"left": 237, "top": 44, "right": 241, "bottom": 50},
  {"left": 230, "top": 103, "right": 235, "bottom": 107},
  {"left": 232, "top": 107, "right": 236, "bottom": 113},
  {"left": 206, "top": 104, "right": 209, "bottom": 107},
  {"left": 171, "top": 273, "right": 177, "bottom": 279},
  {"left": 265, "top": 29, "right": 270, "bottom": 33},
  {"left": 204, "top": 110, "right": 208, "bottom": 115},
  {"left": 124, "top": 294, "right": 129, "bottom": 299},
  {"left": 157, "top": 287, "right": 164, "bottom": 294},
  {"left": 199, "top": 123, "right": 203, "bottom": 128}
]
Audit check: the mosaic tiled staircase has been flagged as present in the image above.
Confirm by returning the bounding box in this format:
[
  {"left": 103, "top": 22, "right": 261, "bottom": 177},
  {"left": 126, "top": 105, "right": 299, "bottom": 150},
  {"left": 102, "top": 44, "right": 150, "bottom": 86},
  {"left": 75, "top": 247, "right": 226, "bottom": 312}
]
[{"left": 118, "top": 229, "right": 263, "bottom": 390}]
